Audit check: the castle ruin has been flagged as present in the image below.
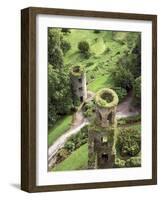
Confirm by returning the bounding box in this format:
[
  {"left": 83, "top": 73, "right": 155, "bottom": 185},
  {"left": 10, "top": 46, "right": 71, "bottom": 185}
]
[
  {"left": 88, "top": 88, "right": 119, "bottom": 169},
  {"left": 70, "top": 65, "right": 87, "bottom": 104}
]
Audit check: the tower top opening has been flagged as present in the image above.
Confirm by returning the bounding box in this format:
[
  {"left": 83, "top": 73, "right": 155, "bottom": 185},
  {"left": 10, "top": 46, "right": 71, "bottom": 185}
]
[
  {"left": 70, "top": 65, "right": 85, "bottom": 77},
  {"left": 95, "top": 88, "right": 119, "bottom": 108}
]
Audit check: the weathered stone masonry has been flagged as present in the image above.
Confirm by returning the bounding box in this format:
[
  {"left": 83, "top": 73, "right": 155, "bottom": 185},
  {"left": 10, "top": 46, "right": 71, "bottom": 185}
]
[
  {"left": 88, "top": 88, "right": 119, "bottom": 169},
  {"left": 70, "top": 65, "right": 87, "bottom": 104}
]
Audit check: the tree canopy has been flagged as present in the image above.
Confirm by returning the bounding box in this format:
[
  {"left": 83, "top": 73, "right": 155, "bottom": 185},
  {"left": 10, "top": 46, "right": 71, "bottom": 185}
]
[{"left": 48, "top": 29, "right": 73, "bottom": 128}]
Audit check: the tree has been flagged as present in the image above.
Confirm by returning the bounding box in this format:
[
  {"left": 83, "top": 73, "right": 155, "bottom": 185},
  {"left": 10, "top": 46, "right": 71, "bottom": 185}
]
[
  {"left": 78, "top": 41, "right": 90, "bottom": 58},
  {"left": 48, "top": 64, "right": 73, "bottom": 128},
  {"left": 78, "top": 41, "right": 89, "bottom": 53},
  {"left": 94, "top": 30, "right": 100, "bottom": 33},
  {"left": 61, "top": 28, "right": 71, "bottom": 34},
  {"left": 48, "top": 28, "right": 73, "bottom": 128},
  {"left": 116, "top": 53, "right": 141, "bottom": 79},
  {"left": 61, "top": 40, "right": 71, "bottom": 55},
  {"left": 110, "top": 66, "right": 134, "bottom": 91},
  {"left": 48, "top": 29, "right": 64, "bottom": 69},
  {"left": 123, "top": 33, "right": 141, "bottom": 78},
  {"left": 133, "top": 76, "right": 141, "bottom": 107},
  {"left": 49, "top": 46, "right": 64, "bottom": 69}
]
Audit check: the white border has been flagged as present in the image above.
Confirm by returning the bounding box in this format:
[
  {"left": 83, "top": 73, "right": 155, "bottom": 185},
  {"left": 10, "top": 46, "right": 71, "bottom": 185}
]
[{"left": 36, "top": 14, "right": 152, "bottom": 186}]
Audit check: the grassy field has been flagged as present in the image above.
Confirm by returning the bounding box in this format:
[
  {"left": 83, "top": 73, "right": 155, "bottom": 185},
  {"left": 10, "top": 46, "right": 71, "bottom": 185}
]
[
  {"left": 87, "top": 75, "right": 112, "bottom": 92},
  {"left": 62, "top": 29, "right": 130, "bottom": 90},
  {"left": 53, "top": 143, "right": 88, "bottom": 171},
  {"left": 48, "top": 115, "right": 73, "bottom": 147}
]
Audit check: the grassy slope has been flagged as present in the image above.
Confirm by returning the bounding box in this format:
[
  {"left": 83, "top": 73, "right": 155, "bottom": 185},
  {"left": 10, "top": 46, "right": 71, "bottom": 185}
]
[
  {"left": 53, "top": 143, "right": 88, "bottom": 171},
  {"left": 48, "top": 115, "right": 73, "bottom": 146},
  {"left": 87, "top": 75, "right": 112, "bottom": 92},
  {"left": 62, "top": 29, "right": 129, "bottom": 92}
]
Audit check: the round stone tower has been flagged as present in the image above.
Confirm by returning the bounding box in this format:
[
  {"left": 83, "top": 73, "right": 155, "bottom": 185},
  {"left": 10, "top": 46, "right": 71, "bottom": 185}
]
[
  {"left": 88, "top": 88, "right": 119, "bottom": 169},
  {"left": 95, "top": 88, "right": 119, "bottom": 127},
  {"left": 70, "top": 65, "right": 87, "bottom": 104}
]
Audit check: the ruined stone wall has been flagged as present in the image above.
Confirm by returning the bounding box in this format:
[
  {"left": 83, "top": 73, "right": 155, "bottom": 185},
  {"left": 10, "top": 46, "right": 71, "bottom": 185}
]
[
  {"left": 88, "top": 126, "right": 116, "bottom": 169},
  {"left": 88, "top": 88, "right": 118, "bottom": 169}
]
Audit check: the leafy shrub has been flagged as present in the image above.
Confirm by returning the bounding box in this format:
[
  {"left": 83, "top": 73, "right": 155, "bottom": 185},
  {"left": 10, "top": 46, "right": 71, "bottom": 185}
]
[
  {"left": 110, "top": 65, "right": 134, "bottom": 91},
  {"left": 133, "top": 76, "right": 141, "bottom": 107},
  {"left": 56, "top": 148, "right": 69, "bottom": 163},
  {"left": 64, "top": 141, "right": 75, "bottom": 152},
  {"left": 83, "top": 101, "right": 95, "bottom": 118},
  {"left": 83, "top": 51, "right": 91, "bottom": 59},
  {"left": 61, "top": 28, "right": 71, "bottom": 34},
  {"left": 86, "top": 62, "right": 94, "bottom": 68},
  {"left": 111, "top": 86, "right": 127, "bottom": 102},
  {"left": 126, "top": 157, "right": 141, "bottom": 167},
  {"left": 116, "top": 127, "right": 141, "bottom": 157},
  {"left": 61, "top": 40, "right": 71, "bottom": 54},
  {"left": 78, "top": 41, "right": 90, "bottom": 59},
  {"left": 122, "top": 141, "right": 139, "bottom": 156},
  {"left": 64, "top": 126, "right": 88, "bottom": 153},
  {"left": 48, "top": 65, "right": 73, "bottom": 128},
  {"left": 117, "top": 114, "right": 141, "bottom": 126},
  {"left": 78, "top": 41, "right": 89, "bottom": 53},
  {"left": 114, "top": 158, "right": 126, "bottom": 168},
  {"left": 94, "top": 30, "right": 101, "bottom": 33}
]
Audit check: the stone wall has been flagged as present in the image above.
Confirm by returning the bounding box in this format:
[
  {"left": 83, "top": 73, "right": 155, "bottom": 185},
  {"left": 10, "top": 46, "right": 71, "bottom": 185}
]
[
  {"left": 88, "top": 88, "right": 118, "bottom": 169},
  {"left": 70, "top": 66, "right": 87, "bottom": 104}
]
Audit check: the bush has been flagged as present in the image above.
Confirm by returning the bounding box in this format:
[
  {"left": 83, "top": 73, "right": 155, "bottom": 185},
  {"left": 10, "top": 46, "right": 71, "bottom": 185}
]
[
  {"left": 61, "top": 40, "right": 71, "bottom": 54},
  {"left": 111, "top": 86, "right": 127, "bottom": 102},
  {"left": 114, "top": 158, "right": 126, "bottom": 168},
  {"left": 121, "top": 141, "right": 140, "bottom": 156},
  {"left": 83, "top": 51, "right": 91, "bottom": 59},
  {"left": 61, "top": 28, "right": 71, "bottom": 34},
  {"left": 56, "top": 148, "right": 69, "bottom": 163},
  {"left": 117, "top": 114, "right": 141, "bottom": 126},
  {"left": 116, "top": 127, "right": 141, "bottom": 157},
  {"left": 109, "top": 63, "right": 134, "bottom": 91},
  {"left": 126, "top": 157, "right": 141, "bottom": 167},
  {"left": 64, "top": 141, "right": 75, "bottom": 152},
  {"left": 133, "top": 76, "right": 141, "bottom": 107},
  {"left": 78, "top": 41, "right": 90, "bottom": 55},
  {"left": 86, "top": 62, "right": 94, "bottom": 68},
  {"left": 94, "top": 30, "right": 100, "bottom": 33},
  {"left": 83, "top": 101, "right": 95, "bottom": 118},
  {"left": 64, "top": 126, "right": 88, "bottom": 153}
]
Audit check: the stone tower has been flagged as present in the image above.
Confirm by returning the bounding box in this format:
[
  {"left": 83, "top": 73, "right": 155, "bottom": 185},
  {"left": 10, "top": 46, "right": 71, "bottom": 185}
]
[
  {"left": 88, "top": 88, "right": 119, "bottom": 169},
  {"left": 70, "top": 65, "right": 87, "bottom": 104}
]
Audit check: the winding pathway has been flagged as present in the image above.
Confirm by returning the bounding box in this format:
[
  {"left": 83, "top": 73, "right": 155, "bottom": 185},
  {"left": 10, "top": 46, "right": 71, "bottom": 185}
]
[
  {"left": 48, "top": 110, "right": 89, "bottom": 168},
  {"left": 116, "top": 91, "right": 140, "bottom": 119}
]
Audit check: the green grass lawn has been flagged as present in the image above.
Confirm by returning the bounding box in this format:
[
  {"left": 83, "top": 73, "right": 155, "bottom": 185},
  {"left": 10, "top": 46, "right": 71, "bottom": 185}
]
[
  {"left": 87, "top": 75, "right": 112, "bottom": 92},
  {"left": 62, "top": 29, "right": 129, "bottom": 90},
  {"left": 53, "top": 143, "right": 88, "bottom": 171},
  {"left": 48, "top": 115, "right": 73, "bottom": 147}
]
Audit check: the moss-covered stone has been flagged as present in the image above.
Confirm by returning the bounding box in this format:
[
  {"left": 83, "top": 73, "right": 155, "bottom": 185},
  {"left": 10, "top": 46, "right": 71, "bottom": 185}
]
[
  {"left": 70, "top": 65, "right": 85, "bottom": 77},
  {"left": 95, "top": 88, "right": 119, "bottom": 108}
]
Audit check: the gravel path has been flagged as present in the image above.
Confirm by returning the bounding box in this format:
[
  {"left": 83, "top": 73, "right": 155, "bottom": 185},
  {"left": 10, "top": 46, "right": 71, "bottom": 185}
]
[{"left": 116, "top": 91, "right": 139, "bottom": 119}]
